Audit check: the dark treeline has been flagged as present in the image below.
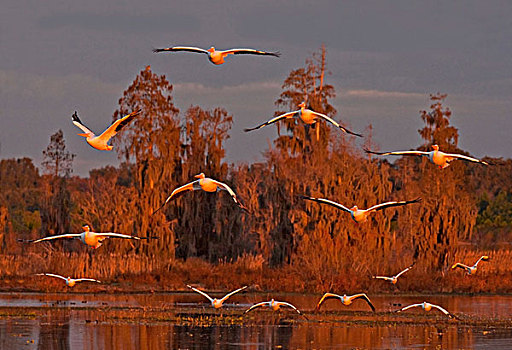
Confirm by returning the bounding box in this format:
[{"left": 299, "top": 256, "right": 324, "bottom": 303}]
[{"left": 1, "top": 48, "right": 511, "bottom": 292}]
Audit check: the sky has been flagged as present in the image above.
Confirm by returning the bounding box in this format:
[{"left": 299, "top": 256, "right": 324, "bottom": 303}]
[{"left": 1, "top": 1, "right": 511, "bottom": 176}]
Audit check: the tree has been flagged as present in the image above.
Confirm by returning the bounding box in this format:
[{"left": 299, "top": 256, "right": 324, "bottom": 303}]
[
  {"left": 42, "top": 130, "right": 75, "bottom": 178},
  {"left": 176, "top": 106, "right": 234, "bottom": 259},
  {"left": 418, "top": 93, "right": 459, "bottom": 150},
  {"left": 40, "top": 130, "right": 75, "bottom": 237},
  {"left": 398, "top": 94, "right": 476, "bottom": 270},
  {"left": 0, "top": 158, "right": 42, "bottom": 251},
  {"left": 274, "top": 45, "right": 338, "bottom": 155},
  {"left": 112, "top": 66, "right": 181, "bottom": 258}
]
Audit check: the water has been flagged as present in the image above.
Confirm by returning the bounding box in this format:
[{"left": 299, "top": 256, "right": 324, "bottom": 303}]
[{"left": 0, "top": 293, "right": 511, "bottom": 349}]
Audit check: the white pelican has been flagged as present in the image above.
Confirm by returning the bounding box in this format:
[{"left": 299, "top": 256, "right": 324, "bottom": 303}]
[
  {"left": 244, "top": 299, "right": 307, "bottom": 319},
  {"left": 19, "top": 225, "right": 152, "bottom": 249},
  {"left": 152, "top": 46, "right": 280, "bottom": 65},
  {"left": 372, "top": 264, "right": 414, "bottom": 284},
  {"left": 187, "top": 285, "right": 248, "bottom": 309},
  {"left": 71, "top": 109, "right": 141, "bottom": 151},
  {"left": 244, "top": 102, "right": 362, "bottom": 137},
  {"left": 153, "top": 173, "right": 248, "bottom": 214},
  {"left": 301, "top": 195, "right": 421, "bottom": 223},
  {"left": 396, "top": 302, "right": 457, "bottom": 319},
  {"left": 365, "top": 144, "right": 489, "bottom": 169},
  {"left": 315, "top": 293, "right": 375, "bottom": 312},
  {"left": 36, "top": 273, "right": 101, "bottom": 287},
  {"left": 451, "top": 255, "right": 489, "bottom": 275}
]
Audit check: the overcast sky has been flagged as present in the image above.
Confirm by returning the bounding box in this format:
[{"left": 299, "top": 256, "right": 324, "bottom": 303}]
[{"left": 2, "top": 1, "right": 511, "bottom": 176}]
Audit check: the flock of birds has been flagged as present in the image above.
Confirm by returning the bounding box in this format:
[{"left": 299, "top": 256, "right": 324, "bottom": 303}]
[{"left": 19, "top": 45, "right": 493, "bottom": 321}]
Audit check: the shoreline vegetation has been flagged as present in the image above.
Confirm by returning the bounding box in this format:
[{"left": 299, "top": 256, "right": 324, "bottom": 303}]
[
  {"left": 0, "top": 250, "right": 511, "bottom": 294},
  {"left": 2, "top": 48, "right": 512, "bottom": 297}
]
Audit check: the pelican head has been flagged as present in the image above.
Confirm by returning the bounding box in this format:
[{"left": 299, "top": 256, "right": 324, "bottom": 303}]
[
  {"left": 82, "top": 224, "right": 90, "bottom": 232},
  {"left": 298, "top": 101, "right": 306, "bottom": 108},
  {"left": 194, "top": 173, "right": 206, "bottom": 179},
  {"left": 350, "top": 206, "right": 358, "bottom": 211},
  {"left": 423, "top": 302, "right": 431, "bottom": 311},
  {"left": 207, "top": 47, "right": 215, "bottom": 53},
  {"left": 432, "top": 145, "right": 439, "bottom": 151}
]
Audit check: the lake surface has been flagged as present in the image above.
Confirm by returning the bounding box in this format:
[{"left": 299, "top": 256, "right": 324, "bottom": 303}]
[{"left": 0, "top": 292, "right": 511, "bottom": 349}]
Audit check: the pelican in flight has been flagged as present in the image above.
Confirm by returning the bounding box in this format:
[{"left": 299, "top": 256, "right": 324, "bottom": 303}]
[
  {"left": 315, "top": 293, "right": 375, "bottom": 312},
  {"left": 373, "top": 264, "right": 414, "bottom": 284},
  {"left": 364, "top": 144, "right": 489, "bottom": 169},
  {"left": 153, "top": 173, "right": 248, "bottom": 214},
  {"left": 301, "top": 195, "right": 421, "bottom": 223},
  {"left": 396, "top": 302, "right": 457, "bottom": 319},
  {"left": 244, "top": 102, "right": 362, "bottom": 137},
  {"left": 451, "top": 255, "right": 489, "bottom": 275},
  {"left": 71, "top": 109, "right": 141, "bottom": 151},
  {"left": 19, "top": 225, "right": 152, "bottom": 249},
  {"left": 187, "top": 285, "right": 248, "bottom": 309},
  {"left": 36, "top": 273, "right": 101, "bottom": 287},
  {"left": 152, "top": 46, "right": 280, "bottom": 65},
  {"left": 244, "top": 299, "right": 307, "bottom": 319}
]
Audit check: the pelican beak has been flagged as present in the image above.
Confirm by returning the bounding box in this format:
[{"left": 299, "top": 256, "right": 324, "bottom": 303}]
[{"left": 77, "top": 133, "right": 89, "bottom": 137}]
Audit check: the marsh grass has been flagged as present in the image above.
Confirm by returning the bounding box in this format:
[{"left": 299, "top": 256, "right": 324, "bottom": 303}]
[{"left": 0, "top": 248, "right": 511, "bottom": 293}]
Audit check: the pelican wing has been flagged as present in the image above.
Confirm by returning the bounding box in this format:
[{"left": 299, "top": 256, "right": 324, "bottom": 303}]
[
  {"left": 364, "top": 148, "right": 429, "bottom": 157},
  {"left": 244, "top": 301, "right": 270, "bottom": 314},
  {"left": 37, "top": 273, "right": 67, "bottom": 281},
  {"left": 475, "top": 255, "right": 489, "bottom": 266},
  {"left": 219, "top": 286, "right": 248, "bottom": 303},
  {"left": 301, "top": 196, "right": 352, "bottom": 214},
  {"left": 153, "top": 46, "right": 209, "bottom": 54},
  {"left": 445, "top": 152, "right": 489, "bottom": 165},
  {"left": 224, "top": 48, "right": 280, "bottom": 57},
  {"left": 310, "top": 111, "right": 362, "bottom": 137},
  {"left": 211, "top": 180, "right": 249, "bottom": 212},
  {"left": 98, "top": 109, "right": 141, "bottom": 142},
  {"left": 315, "top": 292, "right": 342, "bottom": 311},
  {"left": 244, "top": 111, "right": 298, "bottom": 132},
  {"left": 351, "top": 294, "right": 376, "bottom": 312},
  {"left": 71, "top": 112, "right": 94, "bottom": 135},
  {"left": 278, "top": 301, "right": 304, "bottom": 315},
  {"left": 396, "top": 303, "right": 422, "bottom": 313},
  {"left": 367, "top": 198, "right": 422, "bottom": 212},
  {"left": 394, "top": 265, "right": 413, "bottom": 279},
  {"left": 373, "top": 276, "right": 394, "bottom": 282},
  {"left": 430, "top": 304, "right": 455, "bottom": 318},
  {"left": 25, "top": 233, "right": 82, "bottom": 243},
  {"left": 187, "top": 285, "right": 213, "bottom": 303},
  {"left": 451, "top": 263, "right": 470, "bottom": 270},
  {"left": 75, "top": 278, "right": 101, "bottom": 283},
  {"left": 152, "top": 181, "right": 198, "bottom": 215},
  {"left": 94, "top": 233, "right": 144, "bottom": 240}
]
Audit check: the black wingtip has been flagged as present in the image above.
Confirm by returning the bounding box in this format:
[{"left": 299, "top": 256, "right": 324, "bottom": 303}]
[
  {"left": 363, "top": 147, "right": 378, "bottom": 154},
  {"left": 71, "top": 111, "right": 80, "bottom": 122},
  {"left": 152, "top": 48, "right": 164, "bottom": 53},
  {"left": 346, "top": 128, "right": 363, "bottom": 138},
  {"left": 151, "top": 204, "right": 165, "bottom": 216},
  {"left": 243, "top": 127, "right": 256, "bottom": 132}
]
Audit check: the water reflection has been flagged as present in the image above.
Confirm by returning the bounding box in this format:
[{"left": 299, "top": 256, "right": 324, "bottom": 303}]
[{"left": 0, "top": 294, "right": 510, "bottom": 349}]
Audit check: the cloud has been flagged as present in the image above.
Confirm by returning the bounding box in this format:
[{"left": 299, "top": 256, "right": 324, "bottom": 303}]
[
  {"left": 38, "top": 12, "right": 200, "bottom": 34},
  {"left": 0, "top": 70, "right": 122, "bottom": 100},
  {"left": 342, "top": 90, "right": 424, "bottom": 99}
]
